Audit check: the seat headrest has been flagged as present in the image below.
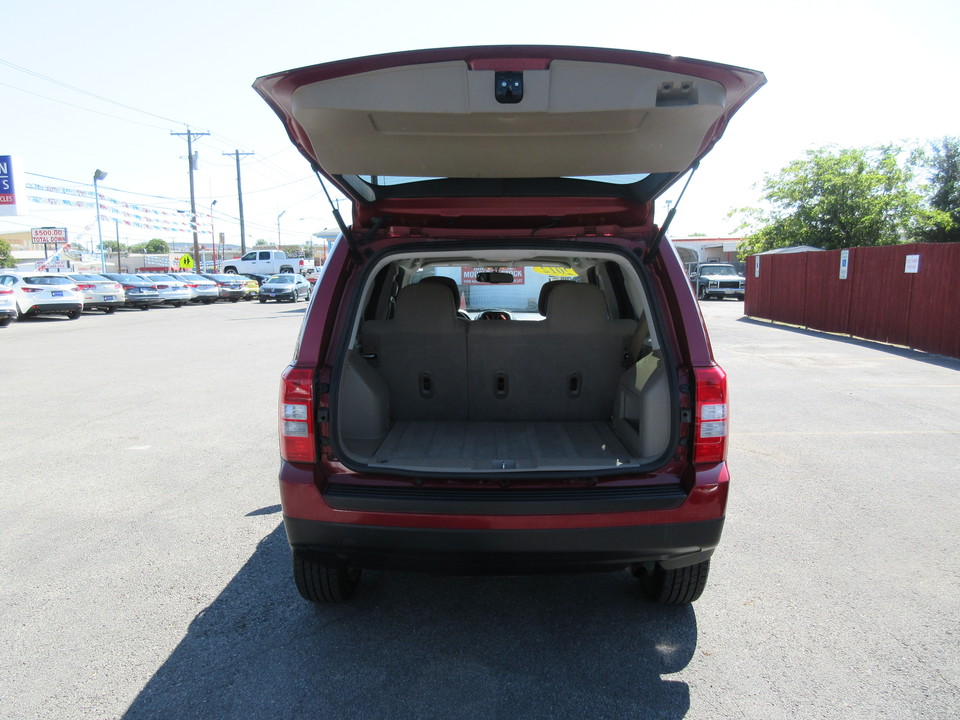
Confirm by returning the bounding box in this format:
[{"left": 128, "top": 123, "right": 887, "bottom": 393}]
[
  {"left": 544, "top": 282, "right": 608, "bottom": 326},
  {"left": 394, "top": 282, "right": 459, "bottom": 326},
  {"left": 538, "top": 280, "right": 566, "bottom": 315},
  {"left": 419, "top": 276, "right": 460, "bottom": 308}
]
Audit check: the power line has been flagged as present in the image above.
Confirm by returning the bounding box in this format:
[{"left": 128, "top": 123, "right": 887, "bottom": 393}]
[{"left": 0, "top": 58, "right": 191, "bottom": 128}]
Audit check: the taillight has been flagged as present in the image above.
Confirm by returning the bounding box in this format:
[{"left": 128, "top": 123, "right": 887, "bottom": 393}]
[
  {"left": 280, "top": 366, "right": 316, "bottom": 463},
  {"left": 22, "top": 287, "right": 42, "bottom": 293},
  {"left": 0, "top": 288, "right": 11, "bottom": 295},
  {"left": 77, "top": 283, "right": 95, "bottom": 291},
  {"left": 693, "top": 365, "right": 728, "bottom": 464}
]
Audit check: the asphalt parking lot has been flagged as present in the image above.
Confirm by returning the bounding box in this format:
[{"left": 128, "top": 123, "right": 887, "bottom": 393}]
[{"left": 1, "top": 299, "right": 958, "bottom": 719}]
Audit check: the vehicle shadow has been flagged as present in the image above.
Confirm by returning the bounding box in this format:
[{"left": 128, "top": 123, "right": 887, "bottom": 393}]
[
  {"left": 738, "top": 315, "right": 960, "bottom": 370},
  {"left": 122, "top": 523, "right": 697, "bottom": 720}
]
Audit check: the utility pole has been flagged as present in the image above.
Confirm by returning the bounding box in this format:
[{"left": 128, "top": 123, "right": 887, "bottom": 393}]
[
  {"left": 171, "top": 128, "right": 209, "bottom": 270},
  {"left": 224, "top": 150, "right": 253, "bottom": 254}
]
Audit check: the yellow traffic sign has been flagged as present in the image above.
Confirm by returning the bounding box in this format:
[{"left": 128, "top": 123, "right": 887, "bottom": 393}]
[{"left": 179, "top": 254, "right": 194, "bottom": 270}]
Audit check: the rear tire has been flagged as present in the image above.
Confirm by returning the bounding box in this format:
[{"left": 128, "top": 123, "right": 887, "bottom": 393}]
[
  {"left": 0, "top": 317, "right": 11, "bottom": 327},
  {"left": 292, "top": 553, "right": 361, "bottom": 603},
  {"left": 104, "top": 307, "right": 116, "bottom": 314},
  {"left": 637, "top": 560, "right": 710, "bottom": 605},
  {"left": 67, "top": 309, "right": 82, "bottom": 320}
]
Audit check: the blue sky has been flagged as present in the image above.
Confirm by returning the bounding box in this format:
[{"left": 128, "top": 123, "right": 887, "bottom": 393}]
[{"left": 2, "top": 0, "right": 958, "bottom": 249}]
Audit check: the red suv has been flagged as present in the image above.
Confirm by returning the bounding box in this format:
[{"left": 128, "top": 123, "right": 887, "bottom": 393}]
[{"left": 255, "top": 46, "right": 765, "bottom": 604}]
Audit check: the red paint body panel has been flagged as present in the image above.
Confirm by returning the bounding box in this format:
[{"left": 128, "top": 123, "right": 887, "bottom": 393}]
[{"left": 279, "top": 461, "right": 729, "bottom": 531}]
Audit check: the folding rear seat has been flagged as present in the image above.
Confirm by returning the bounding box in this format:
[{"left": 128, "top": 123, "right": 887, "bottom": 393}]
[
  {"left": 361, "top": 282, "right": 468, "bottom": 421},
  {"left": 467, "top": 282, "right": 637, "bottom": 421}
]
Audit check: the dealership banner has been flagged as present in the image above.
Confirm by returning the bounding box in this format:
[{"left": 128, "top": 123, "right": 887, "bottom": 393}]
[{"left": 0, "top": 155, "right": 26, "bottom": 216}]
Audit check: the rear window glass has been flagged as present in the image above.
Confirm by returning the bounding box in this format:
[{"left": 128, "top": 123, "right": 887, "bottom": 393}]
[
  {"left": 24, "top": 276, "right": 73, "bottom": 285},
  {"left": 413, "top": 265, "right": 578, "bottom": 315}
]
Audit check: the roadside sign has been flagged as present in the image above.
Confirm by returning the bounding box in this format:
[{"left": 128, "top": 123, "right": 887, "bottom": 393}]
[
  {"left": 179, "top": 254, "right": 194, "bottom": 270},
  {"left": 31, "top": 227, "right": 68, "bottom": 244},
  {"left": 0, "top": 155, "right": 25, "bottom": 216}
]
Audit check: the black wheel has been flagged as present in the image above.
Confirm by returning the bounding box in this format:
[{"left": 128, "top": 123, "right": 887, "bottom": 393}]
[
  {"left": 0, "top": 317, "right": 11, "bottom": 327},
  {"left": 104, "top": 307, "right": 116, "bottom": 314},
  {"left": 259, "top": 298, "right": 267, "bottom": 304},
  {"left": 697, "top": 285, "right": 706, "bottom": 301},
  {"left": 637, "top": 560, "right": 710, "bottom": 605},
  {"left": 230, "top": 297, "right": 239, "bottom": 303},
  {"left": 139, "top": 305, "right": 150, "bottom": 311},
  {"left": 66, "top": 309, "right": 82, "bottom": 320},
  {"left": 292, "top": 553, "right": 361, "bottom": 603}
]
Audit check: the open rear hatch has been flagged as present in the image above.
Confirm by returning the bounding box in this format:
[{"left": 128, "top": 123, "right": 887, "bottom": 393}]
[
  {"left": 254, "top": 46, "right": 766, "bottom": 231},
  {"left": 261, "top": 47, "right": 763, "bottom": 480}
]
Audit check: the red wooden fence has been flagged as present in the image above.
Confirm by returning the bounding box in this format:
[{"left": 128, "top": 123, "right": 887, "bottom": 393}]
[{"left": 744, "top": 243, "right": 960, "bottom": 359}]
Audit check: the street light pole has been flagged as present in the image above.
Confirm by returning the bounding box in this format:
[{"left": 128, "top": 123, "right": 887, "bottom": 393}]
[
  {"left": 93, "top": 169, "right": 107, "bottom": 272},
  {"left": 277, "top": 210, "right": 287, "bottom": 250},
  {"left": 210, "top": 199, "right": 218, "bottom": 272}
]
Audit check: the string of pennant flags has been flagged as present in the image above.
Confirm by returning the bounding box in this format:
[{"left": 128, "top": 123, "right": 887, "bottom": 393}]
[{"left": 26, "top": 183, "right": 212, "bottom": 235}]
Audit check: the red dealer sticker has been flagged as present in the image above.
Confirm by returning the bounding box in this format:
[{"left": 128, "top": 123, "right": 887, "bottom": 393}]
[{"left": 461, "top": 267, "right": 525, "bottom": 285}]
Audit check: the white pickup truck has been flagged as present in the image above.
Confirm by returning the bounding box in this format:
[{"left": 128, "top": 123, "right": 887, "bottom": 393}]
[{"left": 221, "top": 250, "right": 315, "bottom": 276}]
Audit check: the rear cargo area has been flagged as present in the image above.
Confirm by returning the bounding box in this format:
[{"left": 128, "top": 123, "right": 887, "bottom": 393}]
[
  {"left": 333, "top": 254, "right": 676, "bottom": 474},
  {"left": 372, "top": 420, "right": 635, "bottom": 472}
]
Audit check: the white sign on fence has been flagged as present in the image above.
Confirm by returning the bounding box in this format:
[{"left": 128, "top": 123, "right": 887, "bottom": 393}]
[
  {"left": 839, "top": 249, "right": 849, "bottom": 279},
  {"left": 904, "top": 254, "right": 920, "bottom": 274}
]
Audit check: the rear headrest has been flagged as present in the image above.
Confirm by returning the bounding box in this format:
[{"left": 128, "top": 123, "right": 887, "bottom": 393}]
[
  {"left": 394, "top": 282, "right": 459, "bottom": 327},
  {"left": 538, "top": 280, "right": 567, "bottom": 315},
  {"left": 419, "top": 275, "right": 461, "bottom": 308},
  {"left": 544, "top": 282, "right": 608, "bottom": 326}
]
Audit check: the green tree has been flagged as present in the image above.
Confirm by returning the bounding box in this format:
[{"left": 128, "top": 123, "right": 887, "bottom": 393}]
[
  {"left": 129, "top": 238, "right": 170, "bottom": 254},
  {"left": 735, "top": 145, "right": 936, "bottom": 256},
  {"left": 145, "top": 238, "right": 170, "bottom": 253},
  {"left": 0, "top": 238, "right": 15, "bottom": 268},
  {"left": 919, "top": 137, "right": 960, "bottom": 242}
]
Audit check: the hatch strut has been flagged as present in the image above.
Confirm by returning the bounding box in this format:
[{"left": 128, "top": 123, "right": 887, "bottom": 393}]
[
  {"left": 644, "top": 161, "right": 699, "bottom": 264},
  {"left": 314, "top": 169, "right": 356, "bottom": 248}
]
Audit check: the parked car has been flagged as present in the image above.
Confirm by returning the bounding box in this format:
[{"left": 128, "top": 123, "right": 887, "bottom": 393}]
[
  {"left": 0, "top": 272, "right": 83, "bottom": 320},
  {"left": 240, "top": 272, "right": 270, "bottom": 287},
  {"left": 255, "top": 46, "right": 765, "bottom": 604},
  {"left": 171, "top": 273, "right": 219, "bottom": 304},
  {"left": 136, "top": 274, "right": 192, "bottom": 307},
  {"left": 0, "top": 284, "right": 17, "bottom": 326},
  {"left": 100, "top": 273, "right": 163, "bottom": 310},
  {"left": 238, "top": 274, "right": 261, "bottom": 300},
  {"left": 690, "top": 263, "right": 745, "bottom": 301},
  {"left": 67, "top": 273, "right": 125, "bottom": 313},
  {"left": 257, "top": 273, "right": 311, "bottom": 302},
  {"left": 200, "top": 273, "right": 247, "bottom": 302}
]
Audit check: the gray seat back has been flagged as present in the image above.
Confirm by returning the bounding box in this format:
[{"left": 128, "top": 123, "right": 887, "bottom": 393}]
[{"left": 361, "top": 282, "right": 468, "bottom": 421}]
